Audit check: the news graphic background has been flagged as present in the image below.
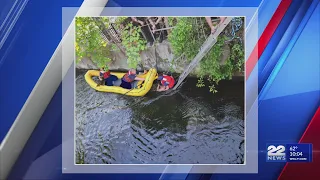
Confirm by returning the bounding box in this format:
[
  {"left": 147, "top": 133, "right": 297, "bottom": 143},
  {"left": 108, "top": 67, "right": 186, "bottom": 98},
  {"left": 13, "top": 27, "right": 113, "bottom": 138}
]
[
  {"left": 0, "top": 0, "right": 319, "bottom": 180},
  {"left": 62, "top": 9, "right": 253, "bottom": 175}
]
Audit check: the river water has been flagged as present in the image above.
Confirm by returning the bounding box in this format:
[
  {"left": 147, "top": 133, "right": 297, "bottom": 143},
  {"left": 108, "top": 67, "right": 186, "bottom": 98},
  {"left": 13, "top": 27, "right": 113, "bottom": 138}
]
[{"left": 75, "top": 71, "right": 244, "bottom": 164}]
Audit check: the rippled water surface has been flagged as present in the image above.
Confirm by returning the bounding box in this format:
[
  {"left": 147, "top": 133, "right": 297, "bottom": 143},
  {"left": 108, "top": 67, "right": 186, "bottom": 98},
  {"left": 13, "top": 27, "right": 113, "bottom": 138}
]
[{"left": 76, "top": 71, "right": 244, "bottom": 164}]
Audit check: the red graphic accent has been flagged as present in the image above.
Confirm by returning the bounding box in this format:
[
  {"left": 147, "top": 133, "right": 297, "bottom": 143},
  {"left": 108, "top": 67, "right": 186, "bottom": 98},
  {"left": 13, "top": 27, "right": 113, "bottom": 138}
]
[
  {"left": 278, "top": 107, "right": 320, "bottom": 180},
  {"left": 246, "top": 0, "right": 292, "bottom": 80}
]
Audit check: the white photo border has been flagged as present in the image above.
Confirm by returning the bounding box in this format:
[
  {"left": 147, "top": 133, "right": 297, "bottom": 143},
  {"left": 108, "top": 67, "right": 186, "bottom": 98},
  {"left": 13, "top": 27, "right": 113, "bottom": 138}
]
[{"left": 62, "top": 7, "right": 258, "bottom": 174}]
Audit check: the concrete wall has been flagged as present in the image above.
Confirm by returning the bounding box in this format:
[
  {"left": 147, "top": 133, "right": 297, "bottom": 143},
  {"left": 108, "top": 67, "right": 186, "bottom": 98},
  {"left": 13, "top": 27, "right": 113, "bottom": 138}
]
[
  {"left": 76, "top": 40, "right": 191, "bottom": 73},
  {"left": 75, "top": 40, "right": 244, "bottom": 77}
]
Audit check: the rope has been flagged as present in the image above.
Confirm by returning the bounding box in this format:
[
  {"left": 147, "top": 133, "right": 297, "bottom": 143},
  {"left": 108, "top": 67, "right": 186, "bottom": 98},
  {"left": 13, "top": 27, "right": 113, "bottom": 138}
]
[
  {"left": 154, "top": 46, "right": 158, "bottom": 71},
  {"left": 225, "top": 17, "right": 243, "bottom": 44}
]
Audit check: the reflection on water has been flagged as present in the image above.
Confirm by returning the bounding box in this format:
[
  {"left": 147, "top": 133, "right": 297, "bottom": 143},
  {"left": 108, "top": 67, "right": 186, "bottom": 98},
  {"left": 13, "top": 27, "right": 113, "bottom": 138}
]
[{"left": 76, "top": 71, "right": 244, "bottom": 164}]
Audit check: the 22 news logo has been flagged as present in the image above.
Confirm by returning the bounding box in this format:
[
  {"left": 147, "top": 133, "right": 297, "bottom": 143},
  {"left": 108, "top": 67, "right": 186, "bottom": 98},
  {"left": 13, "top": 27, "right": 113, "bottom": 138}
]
[{"left": 266, "top": 145, "right": 286, "bottom": 162}]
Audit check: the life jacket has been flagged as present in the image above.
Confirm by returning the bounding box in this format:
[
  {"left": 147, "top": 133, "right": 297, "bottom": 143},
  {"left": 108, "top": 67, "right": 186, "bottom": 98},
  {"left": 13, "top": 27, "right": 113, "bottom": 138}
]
[
  {"left": 122, "top": 71, "right": 135, "bottom": 82},
  {"left": 161, "top": 75, "right": 175, "bottom": 89},
  {"left": 100, "top": 71, "right": 110, "bottom": 79}
]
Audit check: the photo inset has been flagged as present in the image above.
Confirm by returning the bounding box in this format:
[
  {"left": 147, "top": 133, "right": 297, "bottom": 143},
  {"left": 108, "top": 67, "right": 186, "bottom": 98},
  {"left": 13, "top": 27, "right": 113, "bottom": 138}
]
[{"left": 75, "top": 16, "right": 245, "bottom": 164}]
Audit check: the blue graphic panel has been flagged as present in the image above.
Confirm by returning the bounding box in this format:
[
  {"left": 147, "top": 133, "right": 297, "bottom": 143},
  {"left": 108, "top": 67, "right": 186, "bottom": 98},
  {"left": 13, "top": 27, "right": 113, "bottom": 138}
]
[
  {"left": 0, "top": 0, "right": 84, "bottom": 143},
  {"left": 286, "top": 143, "right": 313, "bottom": 162},
  {"left": 258, "top": 0, "right": 307, "bottom": 90},
  {"left": 263, "top": 2, "right": 320, "bottom": 100},
  {"left": 257, "top": 0, "right": 281, "bottom": 37},
  {"left": 212, "top": 90, "right": 319, "bottom": 179},
  {"left": 259, "top": 0, "right": 313, "bottom": 91}
]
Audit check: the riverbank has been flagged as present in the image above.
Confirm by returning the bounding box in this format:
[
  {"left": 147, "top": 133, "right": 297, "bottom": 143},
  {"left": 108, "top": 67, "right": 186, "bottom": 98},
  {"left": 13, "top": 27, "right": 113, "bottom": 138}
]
[{"left": 76, "top": 40, "right": 244, "bottom": 78}]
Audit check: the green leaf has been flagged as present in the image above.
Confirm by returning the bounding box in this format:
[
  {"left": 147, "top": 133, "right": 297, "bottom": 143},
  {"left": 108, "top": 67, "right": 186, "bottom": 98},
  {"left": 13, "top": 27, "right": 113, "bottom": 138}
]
[{"left": 75, "top": 17, "right": 112, "bottom": 67}]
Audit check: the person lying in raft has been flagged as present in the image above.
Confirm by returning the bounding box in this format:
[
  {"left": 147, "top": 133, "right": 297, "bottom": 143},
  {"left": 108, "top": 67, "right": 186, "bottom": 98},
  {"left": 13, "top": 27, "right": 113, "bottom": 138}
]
[
  {"left": 98, "top": 67, "right": 118, "bottom": 86},
  {"left": 156, "top": 74, "right": 175, "bottom": 92},
  {"left": 120, "top": 69, "right": 145, "bottom": 89}
]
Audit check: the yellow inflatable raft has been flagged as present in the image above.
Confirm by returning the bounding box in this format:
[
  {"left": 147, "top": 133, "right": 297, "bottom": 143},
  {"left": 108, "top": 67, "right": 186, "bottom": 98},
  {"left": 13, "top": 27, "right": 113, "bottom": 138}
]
[{"left": 84, "top": 68, "right": 158, "bottom": 96}]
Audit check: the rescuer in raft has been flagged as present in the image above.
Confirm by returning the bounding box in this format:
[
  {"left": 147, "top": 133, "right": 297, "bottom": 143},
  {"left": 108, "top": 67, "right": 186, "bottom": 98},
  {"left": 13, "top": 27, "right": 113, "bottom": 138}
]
[
  {"left": 98, "top": 67, "right": 118, "bottom": 86},
  {"left": 156, "top": 74, "right": 175, "bottom": 92},
  {"left": 120, "top": 69, "right": 145, "bottom": 89}
]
